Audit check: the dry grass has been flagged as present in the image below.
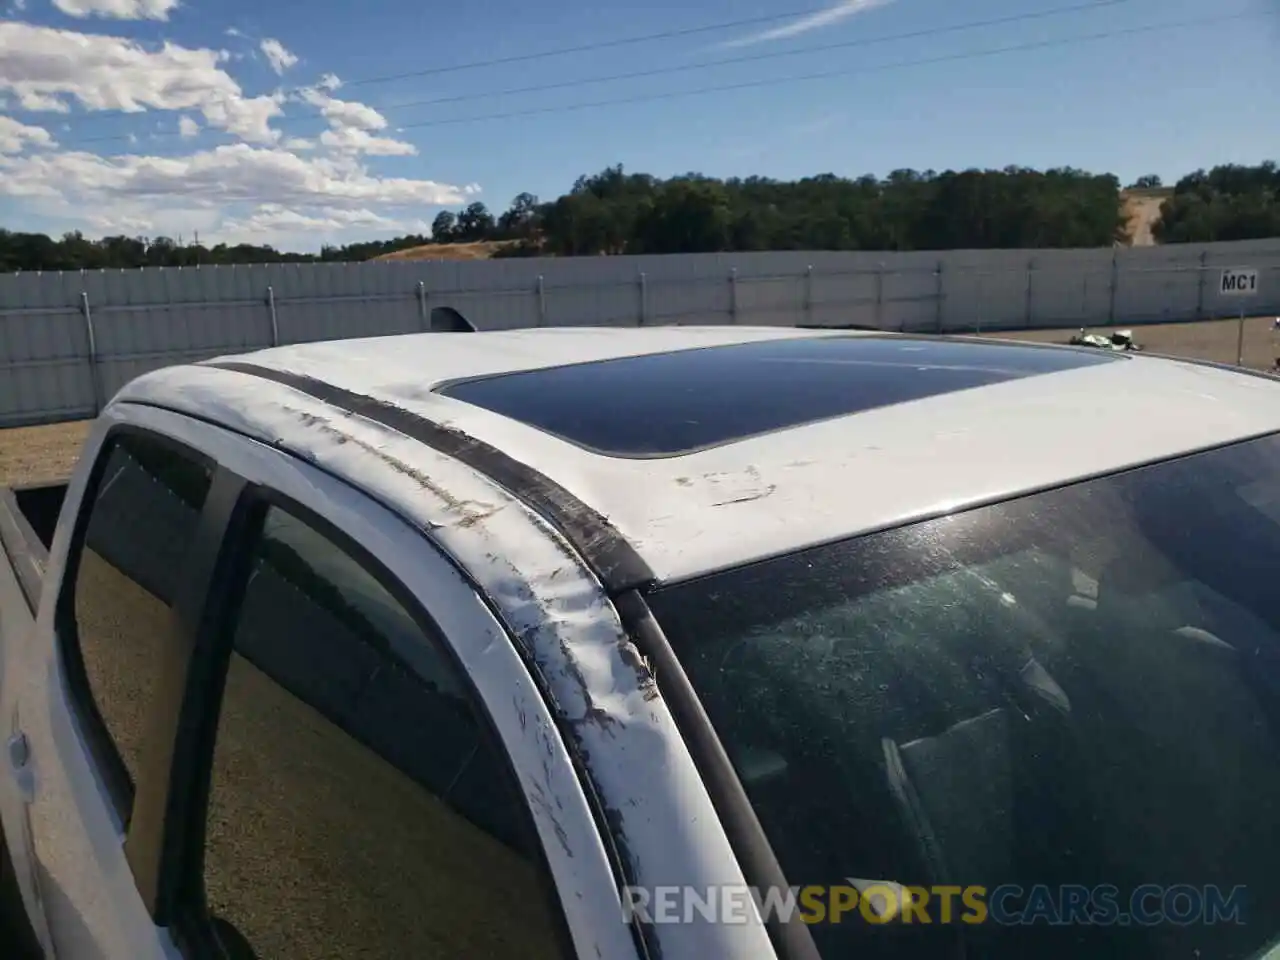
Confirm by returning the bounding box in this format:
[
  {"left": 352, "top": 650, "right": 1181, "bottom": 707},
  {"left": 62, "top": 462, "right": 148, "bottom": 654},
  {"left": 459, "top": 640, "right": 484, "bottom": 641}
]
[
  {"left": 0, "top": 420, "right": 91, "bottom": 487},
  {"left": 374, "top": 240, "right": 519, "bottom": 262}
]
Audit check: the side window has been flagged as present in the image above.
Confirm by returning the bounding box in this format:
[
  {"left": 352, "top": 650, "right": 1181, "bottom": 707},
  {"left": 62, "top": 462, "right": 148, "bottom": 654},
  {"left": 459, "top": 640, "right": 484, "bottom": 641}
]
[
  {"left": 200, "top": 504, "right": 567, "bottom": 959},
  {"left": 62, "top": 430, "right": 213, "bottom": 814}
]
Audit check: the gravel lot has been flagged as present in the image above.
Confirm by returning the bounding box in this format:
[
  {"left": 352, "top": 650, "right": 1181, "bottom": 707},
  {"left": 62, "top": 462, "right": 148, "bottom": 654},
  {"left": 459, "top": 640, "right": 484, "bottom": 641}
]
[{"left": 0, "top": 317, "right": 1276, "bottom": 489}]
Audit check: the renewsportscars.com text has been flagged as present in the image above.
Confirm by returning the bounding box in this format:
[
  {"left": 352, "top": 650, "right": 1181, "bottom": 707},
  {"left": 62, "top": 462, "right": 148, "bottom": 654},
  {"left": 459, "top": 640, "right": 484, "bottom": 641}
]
[{"left": 621, "top": 883, "right": 1249, "bottom": 927}]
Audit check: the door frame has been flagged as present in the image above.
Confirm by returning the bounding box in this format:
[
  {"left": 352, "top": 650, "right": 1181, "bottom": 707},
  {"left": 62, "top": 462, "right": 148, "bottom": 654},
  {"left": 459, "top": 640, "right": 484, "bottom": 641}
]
[{"left": 71, "top": 401, "right": 639, "bottom": 960}]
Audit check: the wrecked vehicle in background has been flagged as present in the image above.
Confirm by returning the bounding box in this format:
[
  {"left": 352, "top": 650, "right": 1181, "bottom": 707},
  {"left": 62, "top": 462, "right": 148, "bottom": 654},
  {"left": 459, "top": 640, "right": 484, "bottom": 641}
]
[{"left": 1069, "top": 327, "right": 1143, "bottom": 351}]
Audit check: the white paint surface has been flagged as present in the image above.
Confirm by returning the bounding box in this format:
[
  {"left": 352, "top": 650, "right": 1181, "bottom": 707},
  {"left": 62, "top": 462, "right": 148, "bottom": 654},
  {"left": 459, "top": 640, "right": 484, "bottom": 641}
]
[
  {"left": 106, "top": 385, "right": 779, "bottom": 958},
  {"left": 120, "top": 327, "right": 1280, "bottom": 583}
]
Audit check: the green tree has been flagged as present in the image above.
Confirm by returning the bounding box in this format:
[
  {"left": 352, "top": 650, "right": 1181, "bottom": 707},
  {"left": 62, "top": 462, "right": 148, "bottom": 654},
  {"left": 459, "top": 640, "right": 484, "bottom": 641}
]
[
  {"left": 633, "top": 179, "right": 732, "bottom": 254},
  {"left": 497, "top": 192, "right": 540, "bottom": 240},
  {"left": 1154, "top": 162, "right": 1280, "bottom": 243},
  {"left": 455, "top": 202, "right": 496, "bottom": 242},
  {"left": 431, "top": 210, "right": 458, "bottom": 243}
]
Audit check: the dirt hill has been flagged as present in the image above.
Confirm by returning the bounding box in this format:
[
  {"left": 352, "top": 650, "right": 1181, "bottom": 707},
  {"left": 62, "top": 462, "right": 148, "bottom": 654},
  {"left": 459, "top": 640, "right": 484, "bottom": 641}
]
[
  {"left": 1120, "top": 187, "right": 1173, "bottom": 246},
  {"left": 374, "top": 241, "right": 517, "bottom": 262}
]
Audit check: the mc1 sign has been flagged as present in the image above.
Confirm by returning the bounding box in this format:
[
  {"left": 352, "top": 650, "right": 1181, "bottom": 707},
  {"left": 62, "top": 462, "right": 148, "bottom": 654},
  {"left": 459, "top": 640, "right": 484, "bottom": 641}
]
[{"left": 1220, "top": 268, "right": 1260, "bottom": 296}]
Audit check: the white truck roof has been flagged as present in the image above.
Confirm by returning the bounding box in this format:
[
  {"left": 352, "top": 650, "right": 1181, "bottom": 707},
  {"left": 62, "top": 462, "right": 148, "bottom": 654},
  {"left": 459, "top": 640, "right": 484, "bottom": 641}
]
[{"left": 118, "top": 326, "right": 1280, "bottom": 583}]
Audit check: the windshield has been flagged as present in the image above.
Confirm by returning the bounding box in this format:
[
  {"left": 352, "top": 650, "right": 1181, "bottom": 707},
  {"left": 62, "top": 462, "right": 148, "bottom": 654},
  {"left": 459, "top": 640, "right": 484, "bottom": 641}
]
[{"left": 648, "top": 431, "right": 1280, "bottom": 960}]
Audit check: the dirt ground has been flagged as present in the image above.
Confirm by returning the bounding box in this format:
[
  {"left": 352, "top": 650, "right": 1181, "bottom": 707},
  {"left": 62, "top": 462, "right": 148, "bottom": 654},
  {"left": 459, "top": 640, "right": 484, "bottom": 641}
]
[
  {"left": 1119, "top": 188, "right": 1172, "bottom": 247},
  {"left": 1, "top": 316, "right": 1277, "bottom": 488},
  {"left": 0, "top": 420, "right": 92, "bottom": 488},
  {"left": 1000, "top": 315, "right": 1280, "bottom": 370}
]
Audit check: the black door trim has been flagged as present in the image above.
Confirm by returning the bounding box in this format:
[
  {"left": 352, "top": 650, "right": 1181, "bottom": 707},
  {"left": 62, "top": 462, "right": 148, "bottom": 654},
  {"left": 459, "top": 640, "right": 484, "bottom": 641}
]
[{"left": 124, "top": 464, "right": 247, "bottom": 917}]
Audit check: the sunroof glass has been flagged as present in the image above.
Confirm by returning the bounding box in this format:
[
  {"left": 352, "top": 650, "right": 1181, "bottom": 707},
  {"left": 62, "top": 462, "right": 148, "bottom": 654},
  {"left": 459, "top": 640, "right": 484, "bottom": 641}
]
[{"left": 436, "top": 335, "right": 1118, "bottom": 458}]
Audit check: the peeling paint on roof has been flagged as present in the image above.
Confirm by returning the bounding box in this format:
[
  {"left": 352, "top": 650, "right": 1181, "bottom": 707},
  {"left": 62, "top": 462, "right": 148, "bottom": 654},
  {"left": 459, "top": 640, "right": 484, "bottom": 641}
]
[{"left": 116, "top": 363, "right": 778, "bottom": 957}]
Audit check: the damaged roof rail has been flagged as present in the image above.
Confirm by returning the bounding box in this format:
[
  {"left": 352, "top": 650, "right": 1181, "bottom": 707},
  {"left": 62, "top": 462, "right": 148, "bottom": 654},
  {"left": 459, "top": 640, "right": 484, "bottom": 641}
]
[{"left": 206, "top": 359, "right": 656, "bottom": 594}]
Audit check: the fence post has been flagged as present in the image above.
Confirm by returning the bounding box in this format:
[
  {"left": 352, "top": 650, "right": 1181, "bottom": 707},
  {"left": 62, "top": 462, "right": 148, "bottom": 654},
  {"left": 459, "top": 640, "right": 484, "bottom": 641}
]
[
  {"left": 934, "top": 260, "right": 945, "bottom": 333},
  {"left": 1237, "top": 305, "right": 1247, "bottom": 367},
  {"left": 1025, "top": 257, "right": 1036, "bottom": 326},
  {"left": 416, "top": 280, "right": 428, "bottom": 331},
  {"left": 975, "top": 276, "right": 985, "bottom": 336},
  {"left": 266, "top": 285, "right": 280, "bottom": 346},
  {"left": 729, "top": 267, "right": 738, "bottom": 323},
  {"left": 1195, "top": 250, "right": 1209, "bottom": 320},
  {"left": 1108, "top": 249, "right": 1119, "bottom": 325},
  {"left": 536, "top": 275, "right": 546, "bottom": 326},
  {"left": 874, "top": 262, "right": 885, "bottom": 329},
  {"left": 80, "top": 291, "right": 102, "bottom": 415},
  {"left": 804, "top": 265, "right": 813, "bottom": 325},
  {"left": 638, "top": 271, "right": 648, "bottom": 327}
]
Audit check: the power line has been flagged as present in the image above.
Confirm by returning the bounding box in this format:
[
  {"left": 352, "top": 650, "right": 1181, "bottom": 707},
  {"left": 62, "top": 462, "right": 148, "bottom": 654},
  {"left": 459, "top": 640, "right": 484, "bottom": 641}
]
[
  {"left": 56, "top": 9, "right": 1262, "bottom": 152},
  {"left": 48, "top": 2, "right": 846, "bottom": 142},
  {"left": 377, "top": 0, "right": 1134, "bottom": 112},
  {"left": 61, "top": 0, "right": 1138, "bottom": 149},
  {"left": 338, "top": 3, "right": 882, "bottom": 88},
  {"left": 384, "top": 12, "right": 1259, "bottom": 132}
]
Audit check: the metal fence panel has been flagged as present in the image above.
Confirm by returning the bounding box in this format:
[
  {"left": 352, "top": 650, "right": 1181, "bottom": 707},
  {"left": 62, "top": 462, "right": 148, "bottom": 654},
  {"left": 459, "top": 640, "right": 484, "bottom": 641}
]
[{"left": 4, "top": 238, "right": 1280, "bottom": 427}]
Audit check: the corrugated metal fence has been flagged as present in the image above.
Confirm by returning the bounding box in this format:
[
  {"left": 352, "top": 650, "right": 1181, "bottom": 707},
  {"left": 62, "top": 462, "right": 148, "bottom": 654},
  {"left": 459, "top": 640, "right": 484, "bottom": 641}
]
[{"left": 3, "top": 238, "right": 1280, "bottom": 428}]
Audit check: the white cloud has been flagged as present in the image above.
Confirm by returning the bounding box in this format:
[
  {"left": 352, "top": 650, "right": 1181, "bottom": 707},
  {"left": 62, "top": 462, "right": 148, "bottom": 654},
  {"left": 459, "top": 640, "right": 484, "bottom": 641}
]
[
  {"left": 0, "top": 21, "right": 283, "bottom": 142},
  {"left": 0, "top": 24, "right": 474, "bottom": 248},
  {"left": 86, "top": 211, "right": 159, "bottom": 233},
  {"left": 10, "top": 0, "right": 28, "bottom": 11},
  {"left": 51, "top": 0, "right": 179, "bottom": 21},
  {"left": 200, "top": 91, "right": 284, "bottom": 143},
  {"left": 319, "top": 126, "right": 416, "bottom": 156},
  {"left": 225, "top": 27, "right": 244, "bottom": 38},
  {"left": 0, "top": 116, "right": 53, "bottom": 154},
  {"left": 220, "top": 202, "right": 429, "bottom": 239},
  {"left": 296, "top": 83, "right": 414, "bottom": 154},
  {"left": 259, "top": 38, "right": 297, "bottom": 75},
  {"left": 0, "top": 143, "right": 468, "bottom": 209},
  {"left": 16, "top": 90, "right": 71, "bottom": 113},
  {"left": 724, "top": 0, "right": 892, "bottom": 47},
  {"left": 299, "top": 86, "right": 386, "bottom": 131}
]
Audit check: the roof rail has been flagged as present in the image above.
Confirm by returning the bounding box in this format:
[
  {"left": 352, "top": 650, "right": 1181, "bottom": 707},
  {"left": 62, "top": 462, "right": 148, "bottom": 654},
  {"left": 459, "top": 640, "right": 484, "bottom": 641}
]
[{"left": 207, "top": 360, "right": 655, "bottom": 593}]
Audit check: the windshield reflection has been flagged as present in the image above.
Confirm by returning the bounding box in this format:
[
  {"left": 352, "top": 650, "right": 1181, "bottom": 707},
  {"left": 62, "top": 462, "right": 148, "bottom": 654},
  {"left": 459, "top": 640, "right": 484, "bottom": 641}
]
[{"left": 649, "top": 431, "right": 1280, "bottom": 960}]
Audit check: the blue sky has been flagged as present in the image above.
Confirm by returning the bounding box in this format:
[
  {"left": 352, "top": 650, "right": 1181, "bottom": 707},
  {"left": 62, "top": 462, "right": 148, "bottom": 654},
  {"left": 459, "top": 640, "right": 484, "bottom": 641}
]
[{"left": 0, "top": 0, "right": 1275, "bottom": 249}]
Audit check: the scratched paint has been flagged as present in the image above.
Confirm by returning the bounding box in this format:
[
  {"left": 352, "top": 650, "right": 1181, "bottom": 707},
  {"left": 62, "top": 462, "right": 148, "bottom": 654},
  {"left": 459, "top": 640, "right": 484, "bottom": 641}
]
[
  {"left": 161, "top": 329, "right": 1280, "bottom": 586},
  {"left": 116, "top": 364, "right": 779, "bottom": 959}
]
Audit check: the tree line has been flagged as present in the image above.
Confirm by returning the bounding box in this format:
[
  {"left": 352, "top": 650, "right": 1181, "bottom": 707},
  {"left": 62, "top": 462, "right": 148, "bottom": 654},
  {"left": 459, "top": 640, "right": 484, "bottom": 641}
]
[
  {"left": 1153, "top": 162, "right": 1280, "bottom": 243},
  {"left": 1, "top": 161, "right": 1275, "bottom": 273}
]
